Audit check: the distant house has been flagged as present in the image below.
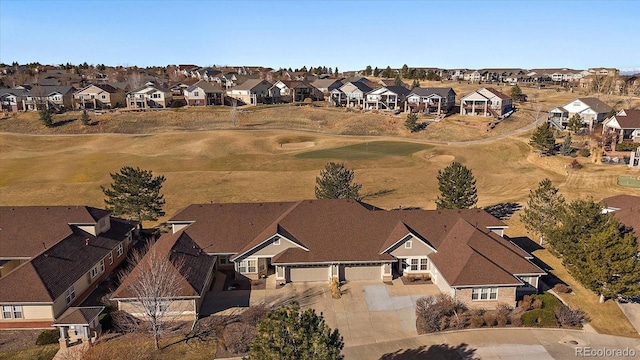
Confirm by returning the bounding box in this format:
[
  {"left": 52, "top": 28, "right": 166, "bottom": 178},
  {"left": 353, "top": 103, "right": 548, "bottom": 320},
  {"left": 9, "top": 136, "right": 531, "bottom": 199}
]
[
  {"left": 602, "top": 195, "right": 640, "bottom": 253},
  {"left": 111, "top": 228, "right": 216, "bottom": 322},
  {"left": 0, "top": 206, "right": 137, "bottom": 329},
  {"left": 602, "top": 109, "right": 640, "bottom": 143},
  {"left": 0, "top": 88, "right": 29, "bottom": 112},
  {"left": 330, "top": 81, "right": 373, "bottom": 108},
  {"left": 227, "top": 79, "right": 278, "bottom": 105},
  {"left": 548, "top": 98, "right": 612, "bottom": 131},
  {"left": 311, "top": 79, "right": 343, "bottom": 93},
  {"left": 21, "top": 86, "right": 76, "bottom": 112},
  {"left": 184, "top": 80, "right": 223, "bottom": 106},
  {"left": 406, "top": 87, "right": 457, "bottom": 114},
  {"left": 271, "top": 80, "right": 323, "bottom": 102},
  {"left": 127, "top": 83, "right": 173, "bottom": 109},
  {"left": 74, "top": 84, "right": 125, "bottom": 110},
  {"left": 365, "top": 85, "right": 410, "bottom": 111},
  {"left": 160, "top": 199, "right": 544, "bottom": 311},
  {"left": 460, "top": 88, "right": 512, "bottom": 117}
]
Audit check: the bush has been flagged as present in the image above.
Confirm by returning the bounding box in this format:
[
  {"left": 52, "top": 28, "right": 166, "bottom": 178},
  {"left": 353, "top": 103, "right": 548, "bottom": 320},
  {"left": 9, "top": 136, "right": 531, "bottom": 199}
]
[
  {"left": 36, "top": 329, "right": 59, "bottom": 345},
  {"left": 415, "top": 294, "right": 467, "bottom": 333},
  {"left": 510, "top": 314, "right": 523, "bottom": 327},
  {"left": 483, "top": 311, "right": 498, "bottom": 327},
  {"left": 578, "top": 148, "right": 590, "bottom": 157},
  {"left": 469, "top": 310, "right": 485, "bottom": 328},
  {"left": 99, "top": 311, "right": 113, "bottom": 330},
  {"left": 521, "top": 309, "right": 559, "bottom": 327},
  {"left": 615, "top": 142, "right": 640, "bottom": 152},
  {"left": 241, "top": 304, "right": 270, "bottom": 326},
  {"left": 518, "top": 295, "right": 533, "bottom": 310},
  {"left": 532, "top": 298, "right": 543, "bottom": 309},
  {"left": 223, "top": 322, "right": 255, "bottom": 354},
  {"left": 568, "top": 159, "right": 582, "bottom": 169},
  {"left": 553, "top": 283, "right": 571, "bottom": 294},
  {"left": 533, "top": 293, "right": 562, "bottom": 310},
  {"left": 555, "top": 305, "right": 587, "bottom": 328}
]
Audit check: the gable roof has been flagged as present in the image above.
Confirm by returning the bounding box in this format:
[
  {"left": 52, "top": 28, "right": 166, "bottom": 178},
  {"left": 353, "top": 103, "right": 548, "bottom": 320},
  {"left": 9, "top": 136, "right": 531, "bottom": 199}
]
[
  {"left": 54, "top": 306, "right": 104, "bottom": 325},
  {"left": 575, "top": 98, "right": 612, "bottom": 114},
  {"left": 0, "top": 217, "right": 136, "bottom": 303},
  {"left": 381, "top": 85, "right": 411, "bottom": 96},
  {"left": 602, "top": 195, "right": 640, "bottom": 249},
  {"left": 611, "top": 109, "right": 640, "bottom": 129},
  {"left": 76, "top": 83, "right": 120, "bottom": 94},
  {"left": 483, "top": 87, "right": 511, "bottom": 100},
  {"left": 232, "top": 79, "right": 271, "bottom": 91},
  {"left": 409, "top": 87, "right": 456, "bottom": 97},
  {"left": 187, "top": 80, "right": 222, "bottom": 93},
  {"left": 111, "top": 229, "right": 216, "bottom": 299},
  {"left": 311, "top": 78, "right": 342, "bottom": 89}
]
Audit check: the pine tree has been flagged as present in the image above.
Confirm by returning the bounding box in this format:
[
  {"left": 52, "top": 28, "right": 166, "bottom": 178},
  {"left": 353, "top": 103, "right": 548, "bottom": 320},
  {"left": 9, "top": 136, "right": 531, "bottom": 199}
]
[
  {"left": 529, "top": 123, "right": 556, "bottom": 154},
  {"left": 364, "top": 65, "right": 372, "bottom": 76},
  {"left": 315, "top": 162, "right": 362, "bottom": 200},
  {"left": 405, "top": 112, "right": 419, "bottom": 132},
  {"left": 80, "top": 109, "right": 91, "bottom": 126},
  {"left": 101, "top": 166, "right": 166, "bottom": 229},
  {"left": 560, "top": 134, "right": 573, "bottom": 156},
  {"left": 39, "top": 108, "right": 53, "bottom": 127},
  {"left": 394, "top": 73, "right": 403, "bottom": 86},
  {"left": 400, "top": 64, "right": 409, "bottom": 78},
  {"left": 382, "top": 66, "right": 393, "bottom": 78},
  {"left": 510, "top": 84, "right": 523, "bottom": 102},
  {"left": 373, "top": 67, "right": 380, "bottom": 77},
  {"left": 549, "top": 199, "right": 640, "bottom": 302},
  {"left": 411, "top": 79, "right": 420, "bottom": 89},
  {"left": 567, "top": 113, "right": 583, "bottom": 134},
  {"left": 520, "top": 178, "right": 565, "bottom": 245},
  {"left": 334, "top": 67, "right": 339, "bottom": 77},
  {"left": 247, "top": 302, "right": 344, "bottom": 360},
  {"left": 435, "top": 162, "right": 478, "bottom": 209}
]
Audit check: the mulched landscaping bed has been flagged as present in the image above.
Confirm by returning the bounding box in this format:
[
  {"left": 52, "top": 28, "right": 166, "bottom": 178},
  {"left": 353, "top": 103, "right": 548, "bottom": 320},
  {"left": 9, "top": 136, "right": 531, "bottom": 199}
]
[
  {"left": 0, "top": 329, "right": 42, "bottom": 353},
  {"left": 401, "top": 276, "right": 433, "bottom": 285}
]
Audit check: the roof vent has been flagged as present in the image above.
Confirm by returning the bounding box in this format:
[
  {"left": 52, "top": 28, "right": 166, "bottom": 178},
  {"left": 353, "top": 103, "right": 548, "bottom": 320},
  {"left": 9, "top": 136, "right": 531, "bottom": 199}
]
[{"left": 85, "top": 238, "right": 89, "bottom": 246}]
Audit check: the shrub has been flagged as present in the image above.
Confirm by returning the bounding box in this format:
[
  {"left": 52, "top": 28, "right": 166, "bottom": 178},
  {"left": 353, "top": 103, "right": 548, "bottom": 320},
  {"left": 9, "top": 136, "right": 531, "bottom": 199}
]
[
  {"left": 578, "top": 148, "right": 590, "bottom": 157},
  {"left": 510, "top": 314, "right": 523, "bottom": 327},
  {"left": 553, "top": 283, "right": 571, "bottom": 294},
  {"left": 519, "top": 295, "right": 533, "bottom": 310},
  {"left": 415, "top": 294, "right": 467, "bottom": 333},
  {"left": 496, "top": 312, "right": 508, "bottom": 327},
  {"left": 532, "top": 298, "right": 543, "bottom": 309},
  {"left": 99, "top": 311, "right": 113, "bottom": 330},
  {"left": 36, "top": 329, "right": 59, "bottom": 345},
  {"left": 329, "top": 278, "right": 341, "bottom": 299},
  {"left": 223, "top": 322, "right": 255, "bottom": 354},
  {"left": 470, "top": 311, "right": 485, "bottom": 328},
  {"left": 533, "top": 293, "right": 562, "bottom": 310},
  {"left": 615, "top": 142, "right": 640, "bottom": 152},
  {"left": 568, "top": 159, "right": 582, "bottom": 169},
  {"left": 555, "top": 305, "right": 587, "bottom": 328},
  {"left": 521, "top": 309, "right": 559, "bottom": 327},
  {"left": 483, "top": 311, "right": 498, "bottom": 327}
]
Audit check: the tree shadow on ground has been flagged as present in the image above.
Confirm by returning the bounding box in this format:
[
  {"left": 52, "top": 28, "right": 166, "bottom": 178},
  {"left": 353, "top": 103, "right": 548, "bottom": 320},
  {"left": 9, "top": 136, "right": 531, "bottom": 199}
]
[
  {"left": 509, "top": 236, "right": 543, "bottom": 253},
  {"left": 483, "top": 202, "right": 522, "bottom": 220},
  {"left": 379, "top": 343, "right": 478, "bottom": 360},
  {"left": 52, "top": 118, "right": 76, "bottom": 127},
  {"left": 362, "top": 188, "right": 396, "bottom": 200}
]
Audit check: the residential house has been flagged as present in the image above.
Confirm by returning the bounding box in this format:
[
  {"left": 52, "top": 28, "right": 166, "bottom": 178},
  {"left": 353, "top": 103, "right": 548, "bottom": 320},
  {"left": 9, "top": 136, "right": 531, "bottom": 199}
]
[
  {"left": 271, "top": 80, "right": 323, "bottom": 103},
  {"left": 127, "top": 83, "right": 173, "bottom": 109},
  {"left": 0, "top": 206, "right": 137, "bottom": 329},
  {"left": 168, "top": 79, "right": 199, "bottom": 97},
  {"left": 310, "top": 79, "right": 343, "bottom": 94},
  {"left": 460, "top": 88, "right": 512, "bottom": 117},
  {"left": 330, "top": 81, "right": 373, "bottom": 108},
  {"left": 211, "top": 72, "right": 239, "bottom": 89},
  {"left": 0, "top": 88, "right": 28, "bottom": 112},
  {"left": 227, "top": 79, "right": 278, "bottom": 105},
  {"left": 23, "top": 86, "right": 76, "bottom": 112},
  {"left": 548, "top": 98, "right": 612, "bottom": 131},
  {"left": 74, "top": 84, "right": 126, "bottom": 110},
  {"left": 463, "top": 70, "right": 482, "bottom": 83},
  {"left": 602, "top": 195, "right": 640, "bottom": 253},
  {"left": 406, "top": 87, "right": 457, "bottom": 114},
  {"left": 111, "top": 228, "right": 216, "bottom": 322},
  {"left": 163, "top": 199, "right": 545, "bottom": 310},
  {"left": 602, "top": 109, "right": 640, "bottom": 144},
  {"left": 365, "top": 85, "right": 410, "bottom": 111},
  {"left": 184, "top": 80, "right": 224, "bottom": 106}
]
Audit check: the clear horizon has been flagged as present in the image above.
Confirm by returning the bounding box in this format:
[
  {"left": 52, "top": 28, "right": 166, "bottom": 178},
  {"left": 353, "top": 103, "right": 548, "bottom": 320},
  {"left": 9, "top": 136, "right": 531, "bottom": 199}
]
[{"left": 1, "top": 0, "right": 639, "bottom": 72}]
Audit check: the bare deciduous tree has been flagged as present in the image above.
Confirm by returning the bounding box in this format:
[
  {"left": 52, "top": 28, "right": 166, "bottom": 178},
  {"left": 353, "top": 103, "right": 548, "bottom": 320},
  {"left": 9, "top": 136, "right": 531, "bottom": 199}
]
[{"left": 116, "top": 241, "right": 185, "bottom": 350}]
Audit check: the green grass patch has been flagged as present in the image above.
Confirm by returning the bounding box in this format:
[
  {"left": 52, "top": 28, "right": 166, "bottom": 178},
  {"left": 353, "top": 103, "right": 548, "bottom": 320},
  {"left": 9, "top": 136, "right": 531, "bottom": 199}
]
[
  {"left": 0, "top": 344, "right": 58, "bottom": 360},
  {"left": 617, "top": 176, "right": 640, "bottom": 188},
  {"left": 296, "top": 141, "right": 433, "bottom": 160}
]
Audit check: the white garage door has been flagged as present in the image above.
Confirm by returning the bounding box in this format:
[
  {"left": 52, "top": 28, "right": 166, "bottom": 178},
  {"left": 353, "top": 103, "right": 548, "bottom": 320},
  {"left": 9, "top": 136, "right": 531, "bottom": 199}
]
[
  {"left": 343, "top": 265, "right": 381, "bottom": 281},
  {"left": 288, "top": 266, "right": 328, "bottom": 282}
]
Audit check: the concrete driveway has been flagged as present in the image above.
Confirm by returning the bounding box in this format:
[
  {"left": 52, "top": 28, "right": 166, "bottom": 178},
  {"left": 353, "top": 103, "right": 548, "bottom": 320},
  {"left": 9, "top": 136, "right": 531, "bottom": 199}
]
[{"left": 618, "top": 299, "right": 640, "bottom": 336}]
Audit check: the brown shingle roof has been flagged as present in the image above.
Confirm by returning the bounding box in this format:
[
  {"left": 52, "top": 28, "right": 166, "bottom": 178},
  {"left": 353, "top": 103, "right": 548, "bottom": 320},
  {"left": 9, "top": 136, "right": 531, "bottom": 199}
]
[
  {"left": 612, "top": 109, "right": 640, "bottom": 129},
  {"left": 577, "top": 97, "right": 612, "bottom": 114},
  {"left": 603, "top": 195, "right": 640, "bottom": 250},
  {"left": 54, "top": 306, "right": 104, "bottom": 325},
  {"left": 484, "top": 88, "right": 511, "bottom": 100}
]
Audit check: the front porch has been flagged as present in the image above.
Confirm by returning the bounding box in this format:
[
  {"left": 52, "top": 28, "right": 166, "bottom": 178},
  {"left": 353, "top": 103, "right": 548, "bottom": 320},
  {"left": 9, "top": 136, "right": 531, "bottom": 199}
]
[{"left": 53, "top": 306, "right": 103, "bottom": 351}]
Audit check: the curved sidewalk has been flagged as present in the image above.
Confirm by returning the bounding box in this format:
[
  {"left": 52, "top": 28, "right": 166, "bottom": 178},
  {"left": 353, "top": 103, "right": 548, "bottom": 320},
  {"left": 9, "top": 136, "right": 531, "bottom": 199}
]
[{"left": 343, "top": 328, "right": 640, "bottom": 359}]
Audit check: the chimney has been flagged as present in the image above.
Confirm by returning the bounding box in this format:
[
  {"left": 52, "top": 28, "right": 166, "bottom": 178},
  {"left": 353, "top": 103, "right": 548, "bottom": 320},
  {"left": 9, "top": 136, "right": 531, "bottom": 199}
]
[{"left": 85, "top": 238, "right": 89, "bottom": 246}]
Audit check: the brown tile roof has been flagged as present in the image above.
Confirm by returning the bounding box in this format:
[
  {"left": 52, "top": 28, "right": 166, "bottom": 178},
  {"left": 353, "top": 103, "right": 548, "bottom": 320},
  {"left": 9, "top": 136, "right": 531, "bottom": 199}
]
[
  {"left": 0, "top": 206, "right": 111, "bottom": 258},
  {"left": 612, "top": 109, "right": 640, "bottom": 129},
  {"left": 0, "top": 217, "right": 136, "bottom": 303},
  {"left": 111, "top": 229, "right": 216, "bottom": 300},
  {"left": 54, "top": 306, "right": 104, "bottom": 325}
]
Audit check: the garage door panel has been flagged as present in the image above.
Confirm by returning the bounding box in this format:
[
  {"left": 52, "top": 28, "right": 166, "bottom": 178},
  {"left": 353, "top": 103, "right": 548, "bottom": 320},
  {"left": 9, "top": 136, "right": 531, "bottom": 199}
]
[
  {"left": 343, "top": 265, "right": 381, "bottom": 281},
  {"left": 288, "top": 266, "right": 328, "bottom": 282}
]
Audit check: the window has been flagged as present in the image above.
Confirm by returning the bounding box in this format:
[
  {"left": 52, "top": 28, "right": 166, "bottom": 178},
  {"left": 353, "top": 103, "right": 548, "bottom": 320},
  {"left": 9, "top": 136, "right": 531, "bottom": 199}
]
[
  {"left": 420, "top": 259, "right": 428, "bottom": 271},
  {"left": 65, "top": 286, "right": 76, "bottom": 304},
  {"left": 410, "top": 258, "right": 419, "bottom": 271},
  {"left": 117, "top": 243, "right": 123, "bottom": 257},
  {"left": 100, "top": 259, "right": 105, "bottom": 273},
  {"left": 108, "top": 252, "right": 113, "bottom": 265},
  {"left": 405, "top": 240, "right": 412, "bottom": 249},
  {"left": 101, "top": 95, "right": 106, "bottom": 99},
  {"left": 2, "top": 306, "right": 12, "bottom": 319},
  {"left": 471, "top": 287, "right": 498, "bottom": 300},
  {"left": 219, "top": 255, "right": 227, "bottom": 265},
  {"left": 2, "top": 305, "right": 23, "bottom": 319},
  {"left": 90, "top": 266, "right": 98, "bottom": 278},
  {"left": 194, "top": 91, "right": 199, "bottom": 97},
  {"left": 152, "top": 93, "right": 161, "bottom": 99},
  {"left": 238, "top": 259, "right": 257, "bottom": 273}
]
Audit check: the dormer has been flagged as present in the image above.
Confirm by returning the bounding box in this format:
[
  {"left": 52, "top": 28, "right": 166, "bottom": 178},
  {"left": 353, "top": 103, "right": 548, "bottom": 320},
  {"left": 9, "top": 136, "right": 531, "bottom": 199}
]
[
  {"left": 69, "top": 214, "right": 111, "bottom": 236},
  {"left": 167, "top": 221, "right": 194, "bottom": 234}
]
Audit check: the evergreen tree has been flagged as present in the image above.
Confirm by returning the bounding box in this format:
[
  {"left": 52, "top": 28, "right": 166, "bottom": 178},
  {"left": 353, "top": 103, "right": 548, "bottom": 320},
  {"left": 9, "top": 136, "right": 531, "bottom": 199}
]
[
  {"left": 411, "top": 79, "right": 420, "bottom": 89},
  {"left": 567, "top": 113, "right": 583, "bottom": 134},
  {"left": 101, "top": 166, "right": 166, "bottom": 229},
  {"left": 300, "top": 66, "right": 308, "bottom": 72},
  {"left": 529, "top": 123, "right": 556, "bottom": 154},
  {"left": 334, "top": 67, "right": 339, "bottom": 77},
  {"left": 405, "top": 112, "right": 419, "bottom": 132},
  {"left": 435, "top": 162, "right": 478, "bottom": 209},
  {"left": 549, "top": 199, "right": 640, "bottom": 302},
  {"left": 247, "top": 302, "right": 344, "bottom": 360},
  {"left": 425, "top": 70, "right": 441, "bottom": 81},
  {"left": 400, "top": 64, "right": 409, "bottom": 78},
  {"left": 382, "top": 66, "right": 393, "bottom": 78},
  {"left": 510, "top": 84, "right": 523, "bottom": 101},
  {"left": 80, "top": 109, "right": 91, "bottom": 126},
  {"left": 520, "top": 178, "right": 565, "bottom": 245},
  {"left": 373, "top": 67, "right": 380, "bottom": 77},
  {"left": 315, "top": 162, "right": 362, "bottom": 200},
  {"left": 394, "top": 73, "right": 403, "bottom": 86},
  {"left": 364, "top": 65, "right": 372, "bottom": 76},
  {"left": 560, "top": 134, "right": 573, "bottom": 156},
  {"left": 39, "top": 108, "right": 53, "bottom": 127}
]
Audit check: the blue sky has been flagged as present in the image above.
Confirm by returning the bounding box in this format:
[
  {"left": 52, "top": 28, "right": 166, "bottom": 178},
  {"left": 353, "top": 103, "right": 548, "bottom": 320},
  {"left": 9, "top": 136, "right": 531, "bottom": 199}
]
[{"left": 1, "top": 0, "right": 639, "bottom": 72}]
